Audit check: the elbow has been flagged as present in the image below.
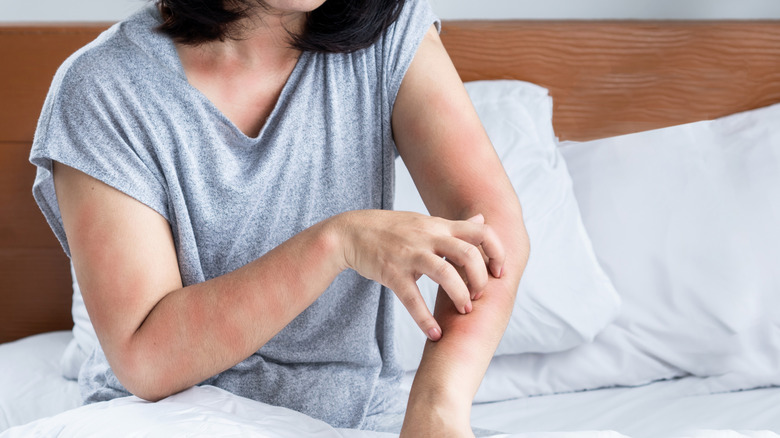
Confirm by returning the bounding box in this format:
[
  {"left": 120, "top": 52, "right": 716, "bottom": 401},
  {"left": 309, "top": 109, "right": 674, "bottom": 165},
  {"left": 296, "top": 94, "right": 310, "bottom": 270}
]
[
  {"left": 108, "top": 344, "right": 185, "bottom": 402},
  {"left": 129, "top": 388, "right": 168, "bottom": 403},
  {"left": 112, "top": 359, "right": 168, "bottom": 402},
  {"left": 127, "top": 381, "right": 170, "bottom": 403},
  {"left": 518, "top": 225, "right": 530, "bottom": 267},
  {"left": 507, "top": 214, "right": 530, "bottom": 275}
]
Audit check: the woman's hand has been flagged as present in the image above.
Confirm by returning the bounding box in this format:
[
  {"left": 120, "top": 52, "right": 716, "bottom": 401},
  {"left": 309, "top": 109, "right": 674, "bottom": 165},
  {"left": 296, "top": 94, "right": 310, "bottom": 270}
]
[{"left": 334, "top": 210, "right": 505, "bottom": 341}]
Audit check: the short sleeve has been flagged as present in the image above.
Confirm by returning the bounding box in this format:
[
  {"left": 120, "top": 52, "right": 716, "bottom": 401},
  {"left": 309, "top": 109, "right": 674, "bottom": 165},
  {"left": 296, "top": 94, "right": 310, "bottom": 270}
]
[
  {"left": 30, "top": 48, "right": 169, "bottom": 257},
  {"left": 381, "top": 0, "right": 441, "bottom": 111}
]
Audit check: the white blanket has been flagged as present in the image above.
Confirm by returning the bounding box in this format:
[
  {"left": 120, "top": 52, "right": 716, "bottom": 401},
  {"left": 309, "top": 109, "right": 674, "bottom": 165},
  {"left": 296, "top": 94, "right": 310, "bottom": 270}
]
[
  {"left": 0, "top": 385, "right": 622, "bottom": 438},
  {"left": 3, "top": 385, "right": 777, "bottom": 438}
]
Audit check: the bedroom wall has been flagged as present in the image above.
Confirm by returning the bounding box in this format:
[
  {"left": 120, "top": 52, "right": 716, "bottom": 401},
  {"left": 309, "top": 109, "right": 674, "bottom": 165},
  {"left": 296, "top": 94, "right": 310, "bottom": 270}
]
[{"left": 1, "top": 0, "right": 780, "bottom": 21}]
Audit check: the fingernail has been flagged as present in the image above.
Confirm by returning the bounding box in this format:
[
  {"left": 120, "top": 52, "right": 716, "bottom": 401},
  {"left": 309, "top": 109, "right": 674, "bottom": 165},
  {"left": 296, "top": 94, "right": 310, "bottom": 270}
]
[
  {"left": 465, "top": 301, "right": 473, "bottom": 313},
  {"left": 427, "top": 327, "right": 442, "bottom": 341}
]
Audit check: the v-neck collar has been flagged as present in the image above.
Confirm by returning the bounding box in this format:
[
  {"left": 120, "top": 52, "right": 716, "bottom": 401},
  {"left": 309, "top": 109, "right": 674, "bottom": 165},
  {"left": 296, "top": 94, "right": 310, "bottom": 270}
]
[
  {"left": 175, "top": 53, "right": 309, "bottom": 143},
  {"left": 141, "top": 5, "right": 310, "bottom": 144}
]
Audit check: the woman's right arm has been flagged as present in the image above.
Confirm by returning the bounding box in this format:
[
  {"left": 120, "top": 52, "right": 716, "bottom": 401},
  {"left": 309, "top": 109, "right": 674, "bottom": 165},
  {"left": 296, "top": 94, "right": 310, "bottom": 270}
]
[
  {"left": 55, "top": 162, "right": 502, "bottom": 402},
  {"left": 55, "top": 162, "right": 346, "bottom": 401}
]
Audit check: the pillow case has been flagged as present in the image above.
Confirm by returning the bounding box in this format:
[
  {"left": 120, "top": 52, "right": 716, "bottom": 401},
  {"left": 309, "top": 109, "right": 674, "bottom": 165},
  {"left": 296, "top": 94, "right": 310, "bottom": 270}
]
[
  {"left": 393, "top": 80, "right": 621, "bottom": 371},
  {"left": 470, "top": 102, "right": 780, "bottom": 402}
]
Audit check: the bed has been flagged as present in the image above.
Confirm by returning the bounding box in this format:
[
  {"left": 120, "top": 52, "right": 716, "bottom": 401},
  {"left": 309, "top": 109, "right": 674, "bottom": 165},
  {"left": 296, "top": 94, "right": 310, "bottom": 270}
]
[{"left": 2, "top": 19, "right": 780, "bottom": 437}]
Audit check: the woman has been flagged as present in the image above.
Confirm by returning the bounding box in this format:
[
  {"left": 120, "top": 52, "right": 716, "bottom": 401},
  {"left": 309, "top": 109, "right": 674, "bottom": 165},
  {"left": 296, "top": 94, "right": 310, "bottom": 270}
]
[{"left": 30, "top": 0, "right": 529, "bottom": 436}]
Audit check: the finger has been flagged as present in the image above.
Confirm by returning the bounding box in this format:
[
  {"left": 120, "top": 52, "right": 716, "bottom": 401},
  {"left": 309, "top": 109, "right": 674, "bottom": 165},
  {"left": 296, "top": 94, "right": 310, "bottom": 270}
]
[
  {"left": 435, "top": 237, "right": 488, "bottom": 298},
  {"left": 466, "top": 213, "right": 485, "bottom": 224},
  {"left": 392, "top": 280, "right": 442, "bottom": 341},
  {"left": 480, "top": 224, "right": 506, "bottom": 279},
  {"left": 450, "top": 220, "right": 506, "bottom": 279},
  {"left": 421, "top": 254, "right": 472, "bottom": 314},
  {"left": 465, "top": 214, "right": 491, "bottom": 268}
]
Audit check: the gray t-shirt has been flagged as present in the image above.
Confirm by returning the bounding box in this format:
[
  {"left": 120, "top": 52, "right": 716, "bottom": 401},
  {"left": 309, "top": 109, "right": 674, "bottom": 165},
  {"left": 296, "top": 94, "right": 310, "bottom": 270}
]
[{"left": 30, "top": 0, "right": 438, "bottom": 429}]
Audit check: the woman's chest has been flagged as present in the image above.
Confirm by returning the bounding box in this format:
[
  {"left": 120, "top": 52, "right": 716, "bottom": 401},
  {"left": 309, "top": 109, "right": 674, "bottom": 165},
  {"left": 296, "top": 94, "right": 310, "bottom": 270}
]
[
  {"left": 139, "top": 55, "right": 393, "bottom": 280},
  {"left": 158, "top": 104, "right": 390, "bottom": 280}
]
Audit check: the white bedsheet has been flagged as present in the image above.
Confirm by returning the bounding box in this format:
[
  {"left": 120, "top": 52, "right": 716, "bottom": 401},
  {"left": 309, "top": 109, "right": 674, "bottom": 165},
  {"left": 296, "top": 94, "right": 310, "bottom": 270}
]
[
  {"left": 1, "top": 385, "right": 625, "bottom": 438},
  {"left": 470, "top": 377, "right": 780, "bottom": 438},
  {"left": 1, "top": 332, "right": 779, "bottom": 437},
  {"left": 0, "top": 331, "right": 80, "bottom": 431}
]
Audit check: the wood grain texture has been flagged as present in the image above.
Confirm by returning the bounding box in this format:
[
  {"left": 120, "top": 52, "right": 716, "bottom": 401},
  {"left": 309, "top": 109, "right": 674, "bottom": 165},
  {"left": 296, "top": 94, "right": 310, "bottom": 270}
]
[
  {"left": 0, "top": 249, "right": 72, "bottom": 343},
  {"left": 0, "top": 142, "right": 62, "bottom": 248},
  {"left": 440, "top": 21, "right": 780, "bottom": 140},
  {"left": 0, "top": 142, "right": 72, "bottom": 342},
  {"left": 0, "top": 25, "right": 106, "bottom": 343}
]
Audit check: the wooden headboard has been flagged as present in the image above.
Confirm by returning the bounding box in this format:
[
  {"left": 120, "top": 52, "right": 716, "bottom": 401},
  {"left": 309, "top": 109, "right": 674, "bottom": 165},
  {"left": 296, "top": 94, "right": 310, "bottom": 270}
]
[{"left": 2, "top": 21, "right": 780, "bottom": 343}]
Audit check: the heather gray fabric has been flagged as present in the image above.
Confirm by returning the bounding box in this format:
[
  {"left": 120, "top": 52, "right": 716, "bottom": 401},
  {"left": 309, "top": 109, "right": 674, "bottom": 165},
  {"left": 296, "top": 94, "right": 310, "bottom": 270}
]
[{"left": 30, "top": 0, "right": 439, "bottom": 430}]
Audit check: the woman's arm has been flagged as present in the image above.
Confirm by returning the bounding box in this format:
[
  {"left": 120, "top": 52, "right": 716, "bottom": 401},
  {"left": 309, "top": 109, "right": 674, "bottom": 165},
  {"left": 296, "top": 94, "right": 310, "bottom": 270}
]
[
  {"left": 54, "top": 161, "right": 503, "bottom": 401},
  {"left": 54, "top": 162, "right": 346, "bottom": 401},
  {"left": 392, "top": 26, "right": 530, "bottom": 436}
]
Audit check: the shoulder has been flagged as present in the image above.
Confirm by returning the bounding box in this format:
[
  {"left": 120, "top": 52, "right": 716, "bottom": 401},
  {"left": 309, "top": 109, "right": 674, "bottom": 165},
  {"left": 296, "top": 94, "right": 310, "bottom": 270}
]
[
  {"left": 363, "top": 0, "right": 439, "bottom": 100},
  {"left": 377, "top": 0, "right": 440, "bottom": 61},
  {"left": 34, "top": 6, "right": 182, "bottom": 162},
  {"left": 383, "top": 0, "right": 440, "bottom": 43},
  {"left": 50, "top": 5, "right": 177, "bottom": 103},
  {"left": 339, "top": 0, "right": 437, "bottom": 60}
]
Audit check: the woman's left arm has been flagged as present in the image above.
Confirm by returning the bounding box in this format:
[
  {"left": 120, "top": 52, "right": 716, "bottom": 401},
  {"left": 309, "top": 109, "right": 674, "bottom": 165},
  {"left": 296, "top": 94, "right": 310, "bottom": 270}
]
[{"left": 393, "top": 26, "right": 530, "bottom": 437}]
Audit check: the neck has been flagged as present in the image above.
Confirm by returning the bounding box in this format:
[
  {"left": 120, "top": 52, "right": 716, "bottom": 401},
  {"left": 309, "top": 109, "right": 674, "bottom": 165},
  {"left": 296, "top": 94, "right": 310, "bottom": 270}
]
[{"left": 178, "top": 8, "right": 307, "bottom": 71}]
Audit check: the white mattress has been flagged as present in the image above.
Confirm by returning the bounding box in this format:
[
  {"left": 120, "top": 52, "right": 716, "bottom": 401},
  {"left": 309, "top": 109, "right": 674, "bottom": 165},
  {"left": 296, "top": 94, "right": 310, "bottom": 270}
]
[{"left": 1, "top": 332, "right": 779, "bottom": 437}]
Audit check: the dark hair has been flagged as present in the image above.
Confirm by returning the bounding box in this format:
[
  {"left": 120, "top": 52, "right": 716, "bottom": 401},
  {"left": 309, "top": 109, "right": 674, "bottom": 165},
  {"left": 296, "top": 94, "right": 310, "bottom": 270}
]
[{"left": 156, "top": 0, "right": 406, "bottom": 53}]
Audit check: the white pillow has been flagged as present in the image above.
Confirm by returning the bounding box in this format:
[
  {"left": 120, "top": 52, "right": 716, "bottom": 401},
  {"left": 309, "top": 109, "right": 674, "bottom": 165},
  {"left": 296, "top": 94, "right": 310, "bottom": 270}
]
[
  {"left": 393, "top": 80, "right": 621, "bottom": 371},
  {"left": 472, "top": 102, "right": 780, "bottom": 402}
]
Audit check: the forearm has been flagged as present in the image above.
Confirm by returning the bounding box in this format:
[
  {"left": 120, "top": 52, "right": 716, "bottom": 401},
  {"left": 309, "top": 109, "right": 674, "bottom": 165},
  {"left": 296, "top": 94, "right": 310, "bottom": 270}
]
[
  {"left": 407, "top": 195, "right": 529, "bottom": 413},
  {"left": 409, "top": 271, "right": 519, "bottom": 404},
  {"left": 390, "top": 20, "right": 531, "bottom": 436},
  {"left": 113, "top": 218, "right": 344, "bottom": 401}
]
